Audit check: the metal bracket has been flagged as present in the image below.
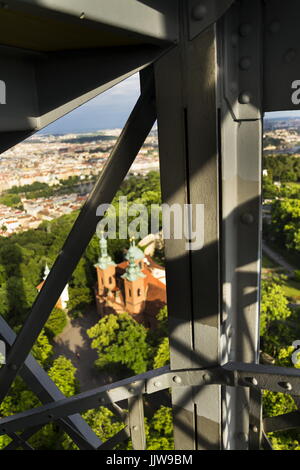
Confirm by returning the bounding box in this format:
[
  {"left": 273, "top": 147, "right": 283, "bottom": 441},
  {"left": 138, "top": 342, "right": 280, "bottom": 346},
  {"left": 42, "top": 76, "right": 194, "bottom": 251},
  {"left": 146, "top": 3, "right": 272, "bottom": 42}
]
[
  {"left": 188, "top": 0, "right": 234, "bottom": 40},
  {"left": 222, "top": 0, "right": 262, "bottom": 120}
]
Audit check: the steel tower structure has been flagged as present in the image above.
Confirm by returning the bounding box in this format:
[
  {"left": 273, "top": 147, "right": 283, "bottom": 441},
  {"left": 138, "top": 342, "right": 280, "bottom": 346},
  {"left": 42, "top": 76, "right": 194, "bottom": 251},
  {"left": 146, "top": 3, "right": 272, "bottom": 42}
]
[{"left": 0, "top": 0, "right": 299, "bottom": 450}]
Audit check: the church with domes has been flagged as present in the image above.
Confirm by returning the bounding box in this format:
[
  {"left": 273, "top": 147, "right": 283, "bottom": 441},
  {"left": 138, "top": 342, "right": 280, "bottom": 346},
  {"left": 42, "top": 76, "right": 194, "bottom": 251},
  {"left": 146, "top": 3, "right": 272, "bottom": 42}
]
[{"left": 94, "top": 233, "right": 166, "bottom": 329}]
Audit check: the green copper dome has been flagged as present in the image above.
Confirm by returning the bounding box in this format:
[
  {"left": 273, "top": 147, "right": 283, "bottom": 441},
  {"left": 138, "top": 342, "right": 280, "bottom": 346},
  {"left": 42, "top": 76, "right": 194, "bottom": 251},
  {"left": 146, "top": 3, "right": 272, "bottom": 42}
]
[
  {"left": 125, "top": 239, "right": 144, "bottom": 262},
  {"left": 95, "top": 232, "right": 115, "bottom": 270},
  {"left": 122, "top": 249, "right": 146, "bottom": 282}
]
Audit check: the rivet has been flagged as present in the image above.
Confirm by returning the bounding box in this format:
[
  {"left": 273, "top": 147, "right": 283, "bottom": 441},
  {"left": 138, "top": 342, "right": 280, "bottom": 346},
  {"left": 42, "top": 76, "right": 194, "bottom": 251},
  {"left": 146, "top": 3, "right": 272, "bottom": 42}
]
[
  {"left": 99, "top": 397, "right": 105, "bottom": 403},
  {"left": 269, "top": 21, "right": 280, "bottom": 33},
  {"left": 154, "top": 381, "right": 161, "bottom": 388},
  {"left": 250, "top": 424, "right": 259, "bottom": 433},
  {"left": 239, "top": 23, "right": 252, "bottom": 37},
  {"left": 202, "top": 373, "right": 212, "bottom": 383},
  {"left": 245, "top": 377, "right": 258, "bottom": 386},
  {"left": 238, "top": 92, "right": 251, "bottom": 105},
  {"left": 79, "top": 12, "right": 85, "bottom": 19},
  {"left": 239, "top": 56, "right": 251, "bottom": 71},
  {"left": 237, "top": 432, "right": 248, "bottom": 443},
  {"left": 173, "top": 375, "right": 182, "bottom": 384},
  {"left": 241, "top": 212, "right": 254, "bottom": 225},
  {"left": 132, "top": 425, "right": 138, "bottom": 431},
  {"left": 278, "top": 381, "right": 292, "bottom": 391},
  {"left": 129, "top": 388, "right": 135, "bottom": 393},
  {"left": 9, "top": 364, "right": 18, "bottom": 371},
  {"left": 284, "top": 49, "right": 296, "bottom": 64},
  {"left": 191, "top": 4, "right": 207, "bottom": 21}
]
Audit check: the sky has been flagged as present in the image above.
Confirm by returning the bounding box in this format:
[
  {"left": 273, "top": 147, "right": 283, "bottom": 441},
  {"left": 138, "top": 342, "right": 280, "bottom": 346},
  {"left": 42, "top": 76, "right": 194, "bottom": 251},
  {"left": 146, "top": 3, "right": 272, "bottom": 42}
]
[
  {"left": 39, "top": 73, "right": 141, "bottom": 134},
  {"left": 40, "top": 73, "right": 300, "bottom": 134}
]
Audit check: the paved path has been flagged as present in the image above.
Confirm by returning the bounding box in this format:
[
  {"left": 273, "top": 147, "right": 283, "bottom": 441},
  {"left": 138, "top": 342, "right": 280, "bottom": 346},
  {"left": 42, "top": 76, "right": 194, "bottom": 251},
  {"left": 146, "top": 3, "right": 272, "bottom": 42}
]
[
  {"left": 262, "top": 241, "right": 296, "bottom": 276},
  {"left": 53, "top": 308, "right": 111, "bottom": 391}
]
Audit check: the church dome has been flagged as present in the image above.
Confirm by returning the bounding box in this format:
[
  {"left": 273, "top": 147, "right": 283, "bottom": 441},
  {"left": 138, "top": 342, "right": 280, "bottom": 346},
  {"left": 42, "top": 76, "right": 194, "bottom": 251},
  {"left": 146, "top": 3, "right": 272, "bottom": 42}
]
[{"left": 125, "top": 240, "right": 144, "bottom": 261}]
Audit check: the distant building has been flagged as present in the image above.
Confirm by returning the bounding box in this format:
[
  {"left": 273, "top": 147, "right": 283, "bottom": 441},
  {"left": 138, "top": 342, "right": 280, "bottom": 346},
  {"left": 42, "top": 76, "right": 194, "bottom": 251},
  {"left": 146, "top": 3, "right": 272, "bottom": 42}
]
[
  {"left": 37, "top": 264, "right": 69, "bottom": 310},
  {"left": 94, "top": 234, "right": 166, "bottom": 329}
]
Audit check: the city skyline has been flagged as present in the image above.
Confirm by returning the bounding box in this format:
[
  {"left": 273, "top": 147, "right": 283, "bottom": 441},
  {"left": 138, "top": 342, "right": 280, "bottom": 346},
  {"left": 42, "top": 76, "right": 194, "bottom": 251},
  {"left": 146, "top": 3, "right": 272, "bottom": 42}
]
[{"left": 39, "top": 73, "right": 300, "bottom": 135}]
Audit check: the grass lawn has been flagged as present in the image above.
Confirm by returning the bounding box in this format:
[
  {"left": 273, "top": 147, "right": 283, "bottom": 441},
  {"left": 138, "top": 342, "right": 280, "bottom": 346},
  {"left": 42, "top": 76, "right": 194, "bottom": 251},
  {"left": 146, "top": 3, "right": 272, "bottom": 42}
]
[{"left": 282, "top": 279, "right": 300, "bottom": 302}]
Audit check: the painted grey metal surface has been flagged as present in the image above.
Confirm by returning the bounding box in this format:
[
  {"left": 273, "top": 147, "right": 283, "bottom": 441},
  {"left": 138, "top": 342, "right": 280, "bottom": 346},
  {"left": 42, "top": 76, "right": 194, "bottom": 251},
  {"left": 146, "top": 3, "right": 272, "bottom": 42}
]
[
  {"left": 188, "top": 0, "right": 234, "bottom": 40},
  {"left": 0, "top": 44, "right": 162, "bottom": 152},
  {"left": 155, "top": 1, "right": 222, "bottom": 449},
  {"left": 0, "top": 315, "right": 102, "bottom": 450},
  {"left": 0, "top": 74, "right": 157, "bottom": 404},
  {"left": 218, "top": 0, "right": 262, "bottom": 449},
  {"left": 2, "top": 0, "right": 300, "bottom": 452},
  {"left": 2, "top": 361, "right": 300, "bottom": 439},
  {"left": 2, "top": 0, "right": 178, "bottom": 47},
  {"left": 128, "top": 395, "right": 146, "bottom": 450}
]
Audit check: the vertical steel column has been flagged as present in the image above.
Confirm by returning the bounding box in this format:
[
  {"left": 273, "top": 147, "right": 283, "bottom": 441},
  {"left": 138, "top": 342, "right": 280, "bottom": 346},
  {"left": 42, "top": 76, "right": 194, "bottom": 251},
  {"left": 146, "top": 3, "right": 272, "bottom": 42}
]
[
  {"left": 155, "top": 3, "right": 221, "bottom": 449},
  {"left": 218, "top": 0, "right": 263, "bottom": 449},
  {"left": 128, "top": 395, "right": 146, "bottom": 450}
]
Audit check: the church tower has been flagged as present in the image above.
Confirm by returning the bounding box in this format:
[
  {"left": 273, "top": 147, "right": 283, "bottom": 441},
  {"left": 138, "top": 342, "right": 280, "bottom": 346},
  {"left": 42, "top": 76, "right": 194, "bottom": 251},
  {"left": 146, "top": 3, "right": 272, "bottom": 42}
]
[
  {"left": 122, "top": 239, "right": 146, "bottom": 314},
  {"left": 37, "top": 263, "right": 69, "bottom": 310},
  {"left": 95, "top": 232, "right": 116, "bottom": 296}
]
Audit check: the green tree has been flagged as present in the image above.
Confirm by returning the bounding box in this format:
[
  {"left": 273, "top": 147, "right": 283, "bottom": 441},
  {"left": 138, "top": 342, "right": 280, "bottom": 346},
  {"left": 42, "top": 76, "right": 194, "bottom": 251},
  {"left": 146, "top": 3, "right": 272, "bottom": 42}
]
[
  {"left": 87, "top": 313, "right": 153, "bottom": 374},
  {"left": 48, "top": 356, "right": 78, "bottom": 397},
  {"left": 45, "top": 307, "right": 67, "bottom": 338}
]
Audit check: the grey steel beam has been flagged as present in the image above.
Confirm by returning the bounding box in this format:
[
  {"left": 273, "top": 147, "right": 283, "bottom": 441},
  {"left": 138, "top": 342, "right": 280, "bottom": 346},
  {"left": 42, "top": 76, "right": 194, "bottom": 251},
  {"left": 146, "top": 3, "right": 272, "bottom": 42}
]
[
  {"left": 218, "top": 0, "right": 263, "bottom": 449},
  {"left": 0, "top": 72, "right": 157, "bottom": 404},
  {"left": 7, "top": 432, "right": 35, "bottom": 450},
  {"left": 263, "top": 411, "right": 300, "bottom": 433},
  {"left": 128, "top": 395, "right": 146, "bottom": 450},
  {"left": 0, "top": 44, "right": 163, "bottom": 153},
  {"left": 155, "top": 0, "right": 222, "bottom": 449},
  {"left": 0, "top": 367, "right": 168, "bottom": 435},
  {"left": 0, "top": 315, "right": 101, "bottom": 450},
  {"left": 5, "top": 426, "right": 47, "bottom": 450},
  {"left": 3, "top": 0, "right": 179, "bottom": 47},
  {"left": 97, "top": 427, "right": 130, "bottom": 451},
  {"left": 3, "top": 361, "right": 300, "bottom": 436}
]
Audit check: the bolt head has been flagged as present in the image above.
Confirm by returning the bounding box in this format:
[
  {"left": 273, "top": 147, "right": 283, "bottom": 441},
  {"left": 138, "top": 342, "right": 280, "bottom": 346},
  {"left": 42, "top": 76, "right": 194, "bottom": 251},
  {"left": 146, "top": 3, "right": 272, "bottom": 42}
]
[
  {"left": 173, "top": 375, "right": 182, "bottom": 384},
  {"left": 132, "top": 425, "right": 138, "bottom": 431},
  {"left": 202, "top": 373, "right": 212, "bottom": 383},
  {"left": 250, "top": 424, "right": 259, "bottom": 433},
  {"left": 245, "top": 376, "right": 258, "bottom": 386},
  {"left": 154, "top": 381, "right": 161, "bottom": 388},
  {"left": 237, "top": 432, "right": 248, "bottom": 443},
  {"left": 192, "top": 4, "right": 207, "bottom": 21},
  {"left": 241, "top": 212, "right": 254, "bottom": 225},
  {"left": 279, "top": 381, "right": 292, "bottom": 391},
  {"left": 239, "top": 92, "right": 251, "bottom": 105},
  {"left": 79, "top": 12, "right": 85, "bottom": 19},
  {"left": 239, "top": 57, "right": 251, "bottom": 71},
  {"left": 129, "top": 388, "right": 135, "bottom": 393}
]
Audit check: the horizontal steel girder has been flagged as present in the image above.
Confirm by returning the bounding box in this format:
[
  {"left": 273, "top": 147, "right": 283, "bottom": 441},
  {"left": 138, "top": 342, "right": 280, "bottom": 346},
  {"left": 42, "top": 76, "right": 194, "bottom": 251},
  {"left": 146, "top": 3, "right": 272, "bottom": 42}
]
[{"left": 1, "top": 362, "right": 300, "bottom": 436}]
